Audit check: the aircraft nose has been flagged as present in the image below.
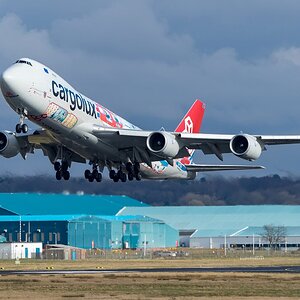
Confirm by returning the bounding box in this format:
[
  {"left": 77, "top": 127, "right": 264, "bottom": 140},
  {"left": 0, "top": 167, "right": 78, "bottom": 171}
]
[
  {"left": 1, "top": 66, "right": 22, "bottom": 96},
  {"left": 2, "top": 67, "right": 16, "bottom": 87}
]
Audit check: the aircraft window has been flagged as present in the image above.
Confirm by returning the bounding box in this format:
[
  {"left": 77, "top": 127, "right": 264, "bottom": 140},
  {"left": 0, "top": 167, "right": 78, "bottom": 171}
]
[{"left": 15, "top": 60, "right": 32, "bottom": 66}]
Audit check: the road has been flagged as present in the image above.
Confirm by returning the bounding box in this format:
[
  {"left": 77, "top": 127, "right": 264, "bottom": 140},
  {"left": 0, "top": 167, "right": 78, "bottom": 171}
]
[{"left": 1, "top": 265, "right": 300, "bottom": 275}]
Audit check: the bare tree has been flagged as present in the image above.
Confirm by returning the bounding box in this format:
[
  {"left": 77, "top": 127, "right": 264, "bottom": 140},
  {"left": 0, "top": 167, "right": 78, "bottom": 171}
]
[{"left": 261, "top": 224, "right": 287, "bottom": 249}]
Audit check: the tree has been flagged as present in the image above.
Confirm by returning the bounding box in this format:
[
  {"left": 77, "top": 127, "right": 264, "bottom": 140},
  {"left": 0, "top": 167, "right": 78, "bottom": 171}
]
[{"left": 261, "top": 224, "right": 287, "bottom": 249}]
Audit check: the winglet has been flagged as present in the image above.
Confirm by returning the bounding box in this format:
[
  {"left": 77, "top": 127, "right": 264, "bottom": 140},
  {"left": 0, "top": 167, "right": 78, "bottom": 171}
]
[{"left": 175, "top": 99, "right": 205, "bottom": 133}]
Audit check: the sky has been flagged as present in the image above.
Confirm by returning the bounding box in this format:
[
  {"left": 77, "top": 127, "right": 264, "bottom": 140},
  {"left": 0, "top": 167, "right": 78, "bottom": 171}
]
[{"left": 1, "top": 0, "right": 300, "bottom": 177}]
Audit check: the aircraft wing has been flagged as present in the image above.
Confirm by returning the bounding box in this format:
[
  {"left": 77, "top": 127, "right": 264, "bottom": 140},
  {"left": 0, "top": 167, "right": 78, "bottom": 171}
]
[
  {"left": 184, "top": 164, "right": 265, "bottom": 172},
  {"left": 179, "top": 133, "right": 300, "bottom": 147},
  {"left": 91, "top": 125, "right": 300, "bottom": 163}
]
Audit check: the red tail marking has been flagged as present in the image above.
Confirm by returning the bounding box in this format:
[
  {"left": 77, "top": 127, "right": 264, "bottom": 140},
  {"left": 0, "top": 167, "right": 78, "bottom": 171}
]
[{"left": 175, "top": 99, "right": 205, "bottom": 133}]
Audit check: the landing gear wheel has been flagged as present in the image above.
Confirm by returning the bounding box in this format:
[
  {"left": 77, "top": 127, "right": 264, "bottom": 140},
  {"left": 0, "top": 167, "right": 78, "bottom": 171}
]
[
  {"left": 84, "top": 170, "right": 91, "bottom": 179},
  {"left": 136, "top": 172, "right": 142, "bottom": 181},
  {"left": 128, "top": 173, "right": 134, "bottom": 181},
  {"left": 54, "top": 162, "right": 61, "bottom": 171},
  {"left": 16, "top": 124, "right": 22, "bottom": 134},
  {"left": 134, "top": 163, "right": 140, "bottom": 174},
  {"left": 21, "top": 124, "right": 28, "bottom": 133},
  {"left": 56, "top": 171, "right": 62, "bottom": 180},
  {"left": 109, "top": 170, "right": 116, "bottom": 179},
  {"left": 88, "top": 176, "right": 94, "bottom": 182},
  {"left": 125, "top": 162, "right": 133, "bottom": 173},
  {"left": 113, "top": 175, "right": 119, "bottom": 182},
  {"left": 120, "top": 172, "right": 127, "bottom": 183},
  {"left": 63, "top": 170, "right": 70, "bottom": 180},
  {"left": 61, "top": 161, "right": 68, "bottom": 172},
  {"left": 95, "top": 172, "right": 102, "bottom": 182}
]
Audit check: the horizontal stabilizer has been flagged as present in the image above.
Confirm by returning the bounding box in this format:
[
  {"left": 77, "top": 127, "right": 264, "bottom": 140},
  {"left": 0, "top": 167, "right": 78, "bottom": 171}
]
[{"left": 185, "top": 164, "right": 265, "bottom": 172}]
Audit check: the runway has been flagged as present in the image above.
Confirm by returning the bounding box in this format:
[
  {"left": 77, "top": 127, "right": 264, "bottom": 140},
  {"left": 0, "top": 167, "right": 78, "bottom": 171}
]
[{"left": 1, "top": 265, "right": 300, "bottom": 275}]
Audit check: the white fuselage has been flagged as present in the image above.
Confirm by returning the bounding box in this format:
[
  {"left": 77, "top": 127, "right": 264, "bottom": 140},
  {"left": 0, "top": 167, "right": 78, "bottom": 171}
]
[{"left": 0, "top": 58, "right": 194, "bottom": 180}]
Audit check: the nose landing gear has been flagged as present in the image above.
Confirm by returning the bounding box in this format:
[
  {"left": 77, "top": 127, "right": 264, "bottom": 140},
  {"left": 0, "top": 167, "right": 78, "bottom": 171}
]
[
  {"left": 16, "top": 123, "right": 28, "bottom": 134},
  {"left": 16, "top": 108, "right": 28, "bottom": 134}
]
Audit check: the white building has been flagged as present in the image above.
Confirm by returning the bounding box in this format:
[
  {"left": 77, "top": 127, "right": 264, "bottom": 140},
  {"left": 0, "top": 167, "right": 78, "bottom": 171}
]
[{"left": 0, "top": 242, "right": 42, "bottom": 259}]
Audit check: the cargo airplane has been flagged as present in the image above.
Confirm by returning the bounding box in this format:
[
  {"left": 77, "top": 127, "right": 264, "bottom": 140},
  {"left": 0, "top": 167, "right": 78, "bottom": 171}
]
[{"left": 1, "top": 58, "right": 300, "bottom": 182}]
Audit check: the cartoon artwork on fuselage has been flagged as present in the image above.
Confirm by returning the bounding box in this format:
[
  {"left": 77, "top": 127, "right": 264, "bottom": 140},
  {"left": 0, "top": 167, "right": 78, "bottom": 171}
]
[{"left": 47, "top": 102, "right": 78, "bottom": 129}]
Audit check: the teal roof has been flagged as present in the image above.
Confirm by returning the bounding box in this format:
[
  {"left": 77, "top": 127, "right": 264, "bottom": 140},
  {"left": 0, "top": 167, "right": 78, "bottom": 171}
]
[
  {"left": 0, "top": 193, "right": 147, "bottom": 216},
  {"left": 117, "top": 205, "right": 300, "bottom": 236},
  {"left": 74, "top": 215, "right": 164, "bottom": 223},
  {"left": 0, "top": 235, "right": 6, "bottom": 242},
  {"left": 0, "top": 214, "right": 164, "bottom": 224},
  {"left": 0, "top": 214, "right": 85, "bottom": 222}
]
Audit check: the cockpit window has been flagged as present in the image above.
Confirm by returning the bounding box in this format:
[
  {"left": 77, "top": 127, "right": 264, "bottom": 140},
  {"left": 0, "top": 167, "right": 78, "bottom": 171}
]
[{"left": 15, "top": 60, "right": 32, "bottom": 66}]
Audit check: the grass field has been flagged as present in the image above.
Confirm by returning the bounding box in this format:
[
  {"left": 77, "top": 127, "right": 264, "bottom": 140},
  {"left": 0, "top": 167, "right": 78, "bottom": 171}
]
[
  {"left": 0, "top": 252, "right": 300, "bottom": 299},
  {"left": 0, "top": 272, "right": 300, "bottom": 299}
]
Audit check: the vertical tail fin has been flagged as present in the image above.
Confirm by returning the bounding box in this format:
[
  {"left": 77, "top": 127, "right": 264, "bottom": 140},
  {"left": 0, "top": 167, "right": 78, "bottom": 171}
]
[
  {"left": 175, "top": 99, "right": 205, "bottom": 133},
  {"left": 175, "top": 99, "right": 206, "bottom": 165}
]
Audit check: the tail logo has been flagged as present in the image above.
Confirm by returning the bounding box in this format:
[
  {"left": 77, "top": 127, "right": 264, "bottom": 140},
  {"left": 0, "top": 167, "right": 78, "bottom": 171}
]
[{"left": 184, "top": 116, "right": 193, "bottom": 133}]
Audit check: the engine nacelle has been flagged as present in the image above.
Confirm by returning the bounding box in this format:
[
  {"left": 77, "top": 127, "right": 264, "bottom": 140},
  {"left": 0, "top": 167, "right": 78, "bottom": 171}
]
[
  {"left": 0, "top": 131, "right": 20, "bottom": 158},
  {"left": 146, "top": 132, "right": 180, "bottom": 158},
  {"left": 229, "top": 134, "right": 263, "bottom": 161}
]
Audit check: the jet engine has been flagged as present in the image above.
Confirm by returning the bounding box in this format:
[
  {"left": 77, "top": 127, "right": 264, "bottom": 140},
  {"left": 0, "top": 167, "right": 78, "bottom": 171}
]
[
  {"left": 0, "top": 131, "right": 20, "bottom": 158},
  {"left": 229, "top": 134, "right": 263, "bottom": 161},
  {"left": 146, "top": 132, "right": 180, "bottom": 158}
]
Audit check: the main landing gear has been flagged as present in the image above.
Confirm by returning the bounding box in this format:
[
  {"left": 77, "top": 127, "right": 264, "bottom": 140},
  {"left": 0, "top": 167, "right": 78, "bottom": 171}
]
[
  {"left": 15, "top": 108, "right": 28, "bottom": 134},
  {"left": 84, "top": 164, "right": 102, "bottom": 182},
  {"left": 83, "top": 162, "right": 142, "bottom": 183},
  {"left": 109, "top": 162, "right": 142, "bottom": 183},
  {"left": 54, "top": 161, "right": 70, "bottom": 181}
]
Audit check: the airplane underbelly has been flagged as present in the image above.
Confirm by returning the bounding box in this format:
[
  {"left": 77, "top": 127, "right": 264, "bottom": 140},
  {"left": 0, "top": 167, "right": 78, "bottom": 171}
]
[{"left": 49, "top": 128, "right": 125, "bottom": 163}]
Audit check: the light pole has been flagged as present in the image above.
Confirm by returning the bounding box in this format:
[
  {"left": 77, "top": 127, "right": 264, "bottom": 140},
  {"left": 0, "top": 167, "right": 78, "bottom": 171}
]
[
  {"left": 19, "top": 216, "right": 21, "bottom": 242},
  {"left": 285, "top": 237, "right": 288, "bottom": 253},
  {"left": 28, "top": 221, "right": 31, "bottom": 243},
  {"left": 143, "top": 234, "right": 148, "bottom": 258},
  {"left": 252, "top": 234, "right": 255, "bottom": 256},
  {"left": 36, "top": 229, "right": 41, "bottom": 242}
]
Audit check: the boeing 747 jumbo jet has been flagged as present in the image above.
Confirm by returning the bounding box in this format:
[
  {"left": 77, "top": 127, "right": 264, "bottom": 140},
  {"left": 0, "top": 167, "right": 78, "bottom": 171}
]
[{"left": 1, "top": 58, "right": 300, "bottom": 183}]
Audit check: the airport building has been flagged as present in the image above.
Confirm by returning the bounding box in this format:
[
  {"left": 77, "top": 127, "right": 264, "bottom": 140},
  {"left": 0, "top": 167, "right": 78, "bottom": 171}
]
[
  {"left": 0, "top": 242, "right": 42, "bottom": 259},
  {"left": 0, "top": 193, "right": 299, "bottom": 251},
  {"left": 118, "top": 205, "right": 300, "bottom": 249},
  {"left": 0, "top": 193, "right": 179, "bottom": 249}
]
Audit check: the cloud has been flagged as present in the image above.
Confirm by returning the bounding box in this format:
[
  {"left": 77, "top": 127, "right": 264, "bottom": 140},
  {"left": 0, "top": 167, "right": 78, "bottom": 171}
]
[
  {"left": 0, "top": 14, "right": 53, "bottom": 60},
  {"left": 0, "top": 2, "right": 300, "bottom": 175},
  {"left": 50, "top": 1, "right": 196, "bottom": 63},
  {"left": 272, "top": 47, "right": 300, "bottom": 66},
  {"left": 0, "top": 7, "right": 299, "bottom": 132}
]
